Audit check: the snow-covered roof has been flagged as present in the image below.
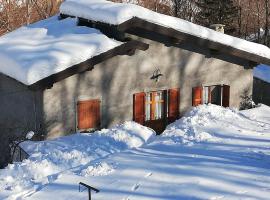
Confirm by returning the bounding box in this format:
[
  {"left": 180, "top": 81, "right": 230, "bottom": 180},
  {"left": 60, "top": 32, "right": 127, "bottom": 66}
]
[
  {"left": 0, "top": 16, "right": 122, "bottom": 85},
  {"left": 254, "top": 65, "right": 270, "bottom": 83},
  {"left": 60, "top": 0, "right": 270, "bottom": 63}
]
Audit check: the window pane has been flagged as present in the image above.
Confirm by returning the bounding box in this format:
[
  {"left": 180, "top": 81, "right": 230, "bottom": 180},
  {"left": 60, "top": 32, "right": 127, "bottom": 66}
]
[
  {"left": 211, "top": 86, "right": 222, "bottom": 106},
  {"left": 145, "top": 93, "right": 151, "bottom": 121},
  {"left": 203, "top": 87, "right": 209, "bottom": 104},
  {"left": 155, "top": 93, "right": 159, "bottom": 119},
  {"left": 145, "top": 91, "right": 165, "bottom": 121},
  {"left": 155, "top": 92, "right": 163, "bottom": 120},
  {"left": 155, "top": 101, "right": 159, "bottom": 119}
]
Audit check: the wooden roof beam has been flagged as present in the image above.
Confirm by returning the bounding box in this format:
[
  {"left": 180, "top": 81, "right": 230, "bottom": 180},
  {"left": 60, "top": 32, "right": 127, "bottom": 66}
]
[
  {"left": 118, "top": 17, "right": 270, "bottom": 66},
  {"left": 29, "top": 40, "right": 149, "bottom": 90}
]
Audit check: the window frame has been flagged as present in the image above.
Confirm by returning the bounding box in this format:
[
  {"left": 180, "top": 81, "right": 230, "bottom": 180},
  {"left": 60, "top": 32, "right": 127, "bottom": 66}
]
[
  {"left": 193, "top": 84, "right": 230, "bottom": 107},
  {"left": 145, "top": 90, "right": 166, "bottom": 121}
]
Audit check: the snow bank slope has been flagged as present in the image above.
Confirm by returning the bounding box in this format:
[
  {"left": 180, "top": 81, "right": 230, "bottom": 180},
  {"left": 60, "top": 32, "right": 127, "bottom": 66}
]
[
  {"left": 60, "top": 0, "right": 270, "bottom": 61},
  {"left": 0, "top": 122, "right": 154, "bottom": 199},
  {"left": 0, "top": 16, "right": 121, "bottom": 85},
  {"left": 162, "top": 104, "right": 270, "bottom": 145},
  {"left": 241, "top": 104, "right": 270, "bottom": 124}
]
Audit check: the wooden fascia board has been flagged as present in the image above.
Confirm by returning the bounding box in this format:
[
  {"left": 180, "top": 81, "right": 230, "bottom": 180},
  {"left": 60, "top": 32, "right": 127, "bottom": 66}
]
[
  {"left": 118, "top": 17, "right": 270, "bottom": 66},
  {"left": 29, "top": 40, "right": 149, "bottom": 90}
]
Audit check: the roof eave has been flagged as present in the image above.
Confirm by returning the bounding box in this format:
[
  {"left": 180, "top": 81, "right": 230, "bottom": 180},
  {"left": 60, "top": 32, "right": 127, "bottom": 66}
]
[
  {"left": 117, "top": 17, "right": 270, "bottom": 66},
  {"left": 28, "top": 40, "right": 149, "bottom": 90}
]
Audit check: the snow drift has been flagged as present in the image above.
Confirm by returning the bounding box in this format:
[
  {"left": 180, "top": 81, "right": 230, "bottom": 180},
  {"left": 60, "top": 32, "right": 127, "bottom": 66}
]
[
  {"left": 162, "top": 104, "right": 270, "bottom": 145},
  {"left": 0, "top": 122, "right": 155, "bottom": 198}
]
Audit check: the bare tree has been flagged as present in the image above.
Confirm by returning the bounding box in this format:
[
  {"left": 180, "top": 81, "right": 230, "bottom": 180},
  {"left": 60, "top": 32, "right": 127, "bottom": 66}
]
[
  {"left": 173, "top": 0, "right": 198, "bottom": 22},
  {"left": 264, "top": 0, "right": 270, "bottom": 45},
  {"left": 0, "top": 0, "right": 269, "bottom": 48},
  {"left": 0, "top": 0, "right": 62, "bottom": 35}
]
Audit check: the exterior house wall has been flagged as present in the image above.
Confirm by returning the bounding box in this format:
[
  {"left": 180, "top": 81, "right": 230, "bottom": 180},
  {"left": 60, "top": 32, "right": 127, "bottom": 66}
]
[
  {"left": 42, "top": 39, "right": 253, "bottom": 139},
  {"left": 253, "top": 77, "right": 270, "bottom": 106},
  {"left": 0, "top": 74, "right": 43, "bottom": 168}
]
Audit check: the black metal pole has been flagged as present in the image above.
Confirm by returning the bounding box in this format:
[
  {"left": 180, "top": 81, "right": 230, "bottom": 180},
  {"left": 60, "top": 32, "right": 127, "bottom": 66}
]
[
  {"left": 79, "top": 182, "right": 99, "bottom": 200},
  {"left": 88, "top": 188, "right": 91, "bottom": 200}
]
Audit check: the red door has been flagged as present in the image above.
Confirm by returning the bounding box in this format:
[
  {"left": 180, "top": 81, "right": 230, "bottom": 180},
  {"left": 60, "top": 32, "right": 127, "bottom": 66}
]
[
  {"left": 144, "top": 91, "right": 166, "bottom": 134},
  {"left": 77, "top": 100, "right": 101, "bottom": 130},
  {"left": 133, "top": 89, "right": 180, "bottom": 134}
]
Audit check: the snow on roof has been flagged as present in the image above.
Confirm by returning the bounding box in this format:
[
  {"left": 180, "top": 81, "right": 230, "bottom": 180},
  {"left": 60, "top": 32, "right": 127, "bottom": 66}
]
[
  {"left": 254, "top": 64, "right": 270, "bottom": 83},
  {"left": 60, "top": 0, "right": 270, "bottom": 62},
  {"left": 0, "top": 16, "right": 122, "bottom": 85}
]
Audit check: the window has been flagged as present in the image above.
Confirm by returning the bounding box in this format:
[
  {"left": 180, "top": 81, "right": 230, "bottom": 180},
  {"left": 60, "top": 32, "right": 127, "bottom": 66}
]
[
  {"left": 145, "top": 91, "right": 165, "bottom": 121},
  {"left": 192, "top": 85, "right": 230, "bottom": 107},
  {"left": 203, "top": 85, "right": 221, "bottom": 105},
  {"left": 133, "top": 89, "right": 180, "bottom": 133}
]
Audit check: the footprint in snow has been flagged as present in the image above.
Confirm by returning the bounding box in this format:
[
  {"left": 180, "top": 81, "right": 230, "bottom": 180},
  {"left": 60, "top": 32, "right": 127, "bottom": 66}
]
[
  {"left": 132, "top": 183, "right": 140, "bottom": 191},
  {"left": 261, "top": 187, "right": 270, "bottom": 191},
  {"left": 236, "top": 190, "right": 248, "bottom": 194},
  {"left": 132, "top": 172, "right": 153, "bottom": 191},
  {"left": 210, "top": 195, "right": 224, "bottom": 200}
]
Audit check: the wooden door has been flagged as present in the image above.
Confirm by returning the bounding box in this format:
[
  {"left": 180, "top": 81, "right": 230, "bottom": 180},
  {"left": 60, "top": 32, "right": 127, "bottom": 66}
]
[
  {"left": 144, "top": 91, "right": 166, "bottom": 134},
  {"left": 77, "top": 100, "right": 101, "bottom": 130},
  {"left": 134, "top": 89, "right": 180, "bottom": 134}
]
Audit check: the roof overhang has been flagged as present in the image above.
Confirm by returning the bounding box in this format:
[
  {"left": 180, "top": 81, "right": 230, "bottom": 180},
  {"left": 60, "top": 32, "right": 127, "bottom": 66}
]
[
  {"left": 29, "top": 40, "right": 149, "bottom": 90},
  {"left": 117, "top": 17, "right": 270, "bottom": 66}
]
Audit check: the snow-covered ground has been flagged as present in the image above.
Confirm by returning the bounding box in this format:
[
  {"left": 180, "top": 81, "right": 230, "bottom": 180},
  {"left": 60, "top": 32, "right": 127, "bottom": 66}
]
[{"left": 1, "top": 104, "right": 270, "bottom": 200}]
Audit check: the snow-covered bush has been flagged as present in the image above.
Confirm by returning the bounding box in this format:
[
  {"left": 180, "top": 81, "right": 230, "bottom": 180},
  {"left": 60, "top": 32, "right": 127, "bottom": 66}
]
[{"left": 239, "top": 94, "right": 256, "bottom": 110}]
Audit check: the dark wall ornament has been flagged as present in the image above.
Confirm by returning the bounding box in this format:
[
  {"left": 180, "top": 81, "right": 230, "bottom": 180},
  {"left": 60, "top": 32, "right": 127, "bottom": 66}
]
[{"left": 151, "top": 69, "right": 163, "bottom": 82}]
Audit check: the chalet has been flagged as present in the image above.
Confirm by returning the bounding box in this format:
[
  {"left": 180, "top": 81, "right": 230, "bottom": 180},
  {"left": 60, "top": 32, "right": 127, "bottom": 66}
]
[{"left": 1, "top": 0, "right": 270, "bottom": 167}]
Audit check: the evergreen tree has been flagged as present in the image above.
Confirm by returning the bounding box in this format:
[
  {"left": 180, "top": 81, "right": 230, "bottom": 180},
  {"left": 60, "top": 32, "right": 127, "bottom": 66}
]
[{"left": 195, "top": 0, "right": 239, "bottom": 34}]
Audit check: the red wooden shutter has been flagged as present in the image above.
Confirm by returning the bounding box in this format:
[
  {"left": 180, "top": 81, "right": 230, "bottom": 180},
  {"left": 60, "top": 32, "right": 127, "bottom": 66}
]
[
  {"left": 168, "top": 88, "right": 180, "bottom": 123},
  {"left": 222, "top": 85, "right": 230, "bottom": 107},
  {"left": 77, "top": 100, "right": 100, "bottom": 130},
  {"left": 192, "top": 86, "right": 203, "bottom": 106},
  {"left": 133, "top": 92, "right": 145, "bottom": 125}
]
